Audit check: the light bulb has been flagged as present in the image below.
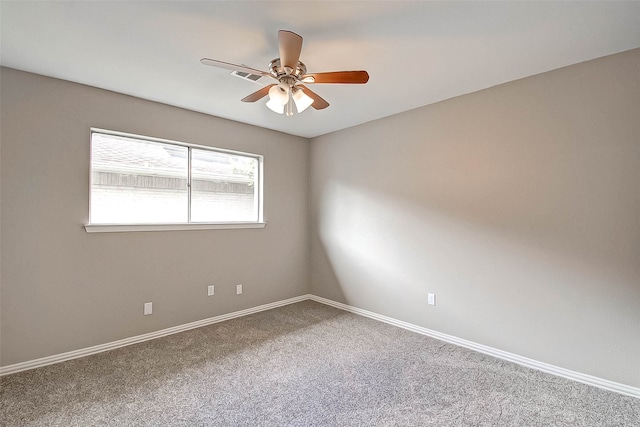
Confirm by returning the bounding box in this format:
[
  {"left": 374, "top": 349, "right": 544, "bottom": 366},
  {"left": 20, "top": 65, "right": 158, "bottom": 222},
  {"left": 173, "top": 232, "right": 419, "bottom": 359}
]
[
  {"left": 268, "top": 83, "right": 289, "bottom": 106},
  {"left": 266, "top": 98, "right": 284, "bottom": 114},
  {"left": 292, "top": 88, "right": 314, "bottom": 113}
]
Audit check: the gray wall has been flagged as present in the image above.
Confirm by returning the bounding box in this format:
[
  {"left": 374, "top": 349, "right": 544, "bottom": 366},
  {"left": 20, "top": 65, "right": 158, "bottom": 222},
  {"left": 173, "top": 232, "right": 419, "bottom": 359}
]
[
  {"left": 309, "top": 49, "right": 640, "bottom": 387},
  {"left": 2, "top": 49, "right": 639, "bottom": 389},
  {"left": 0, "top": 68, "right": 309, "bottom": 366}
]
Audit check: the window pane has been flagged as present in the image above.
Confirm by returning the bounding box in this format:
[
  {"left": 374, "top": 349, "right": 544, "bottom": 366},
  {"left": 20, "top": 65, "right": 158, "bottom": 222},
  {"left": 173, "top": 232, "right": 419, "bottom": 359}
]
[
  {"left": 190, "top": 148, "right": 258, "bottom": 222},
  {"left": 91, "top": 133, "right": 188, "bottom": 224}
]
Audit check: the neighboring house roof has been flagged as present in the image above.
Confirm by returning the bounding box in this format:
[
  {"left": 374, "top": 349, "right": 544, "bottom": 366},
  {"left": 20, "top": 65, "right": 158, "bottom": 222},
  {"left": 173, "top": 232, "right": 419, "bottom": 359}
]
[{"left": 92, "top": 133, "right": 254, "bottom": 184}]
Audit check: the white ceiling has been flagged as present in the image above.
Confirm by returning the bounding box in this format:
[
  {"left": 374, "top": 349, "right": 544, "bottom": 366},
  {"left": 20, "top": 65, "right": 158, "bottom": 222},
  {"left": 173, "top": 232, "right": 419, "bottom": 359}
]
[{"left": 2, "top": 1, "right": 639, "bottom": 138}]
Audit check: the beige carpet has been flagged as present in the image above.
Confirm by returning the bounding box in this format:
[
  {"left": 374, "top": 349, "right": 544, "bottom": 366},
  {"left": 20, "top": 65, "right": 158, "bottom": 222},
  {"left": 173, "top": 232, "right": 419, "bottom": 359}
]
[{"left": 1, "top": 300, "right": 638, "bottom": 426}]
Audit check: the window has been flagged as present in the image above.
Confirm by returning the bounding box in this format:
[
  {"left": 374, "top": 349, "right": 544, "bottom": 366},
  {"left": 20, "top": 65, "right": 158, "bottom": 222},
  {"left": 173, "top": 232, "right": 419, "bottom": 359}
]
[{"left": 86, "top": 129, "right": 263, "bottom": 232}]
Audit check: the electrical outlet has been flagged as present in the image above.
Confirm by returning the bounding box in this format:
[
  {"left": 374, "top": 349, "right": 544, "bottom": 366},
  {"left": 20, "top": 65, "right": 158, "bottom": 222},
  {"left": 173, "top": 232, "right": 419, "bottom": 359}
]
[
  {"left": 428, "top": 293, "right": 436, "bottom": 306},
  {"left": 144, "top": 302, "right": 153, "bottom": 315},
  {"left": 236, "top": 284, "right": 243, "bottom": 295},
  {"left": 207, "top": 285, "right": 215, "bottom": 296}
]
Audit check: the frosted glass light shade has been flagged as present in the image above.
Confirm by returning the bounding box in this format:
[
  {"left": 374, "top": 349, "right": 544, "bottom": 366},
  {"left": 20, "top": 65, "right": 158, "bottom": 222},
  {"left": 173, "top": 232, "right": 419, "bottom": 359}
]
[
  {"left": 266, "top": 98, "right": 284, "bottom": 114},
  {"left": 292, "top": 88, "right": 314, "bottom": 113},
  {"left": 268, "top": 84, "right": 290, "bottom": 106}
]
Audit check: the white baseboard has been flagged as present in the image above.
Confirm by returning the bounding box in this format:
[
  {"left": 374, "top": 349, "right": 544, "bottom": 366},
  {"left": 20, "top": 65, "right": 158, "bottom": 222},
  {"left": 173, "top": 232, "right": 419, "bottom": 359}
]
[
  {"left": 2, "top": 293, "right": 638, "bottom": 399},
  {"left": 308, "top": 295, "right": 640, "bottom": 399},
  {"left": 0, "top": 294, "right": 311, "bottom": 377}
]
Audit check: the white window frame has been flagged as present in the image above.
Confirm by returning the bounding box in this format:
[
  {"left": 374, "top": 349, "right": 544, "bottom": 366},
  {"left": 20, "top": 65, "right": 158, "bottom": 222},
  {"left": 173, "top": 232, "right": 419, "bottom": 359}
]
[{"left": 85, "top": 128, "right": 265, "bottom": 233}]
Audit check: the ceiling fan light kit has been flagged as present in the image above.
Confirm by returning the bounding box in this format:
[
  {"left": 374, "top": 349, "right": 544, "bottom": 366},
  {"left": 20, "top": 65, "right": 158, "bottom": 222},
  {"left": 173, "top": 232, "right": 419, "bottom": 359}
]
[
  {"left": 266, "top": 82, "right": 314, "bottom": 116},
  {"left": 201, "top": 30, "right": 369, "bottom": 116}
]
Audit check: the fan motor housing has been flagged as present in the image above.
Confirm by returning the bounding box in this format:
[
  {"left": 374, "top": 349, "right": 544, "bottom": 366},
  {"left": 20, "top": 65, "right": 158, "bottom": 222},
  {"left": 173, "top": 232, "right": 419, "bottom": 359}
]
[{"left": 269, "top": 58, "right": 307, "bottom": 82}]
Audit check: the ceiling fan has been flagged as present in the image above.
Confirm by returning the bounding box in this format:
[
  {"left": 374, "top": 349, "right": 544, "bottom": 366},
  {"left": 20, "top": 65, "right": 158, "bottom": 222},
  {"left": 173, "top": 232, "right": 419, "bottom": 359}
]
[{"left": 200, "top": 30, "right": 369, "bottom": 116}]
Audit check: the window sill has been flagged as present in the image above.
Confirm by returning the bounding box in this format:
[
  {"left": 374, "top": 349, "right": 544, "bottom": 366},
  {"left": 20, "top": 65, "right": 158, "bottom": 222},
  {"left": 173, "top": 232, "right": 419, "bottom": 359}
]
[{"left": 84, "top": 222, "right": 266, "bottom": 233}]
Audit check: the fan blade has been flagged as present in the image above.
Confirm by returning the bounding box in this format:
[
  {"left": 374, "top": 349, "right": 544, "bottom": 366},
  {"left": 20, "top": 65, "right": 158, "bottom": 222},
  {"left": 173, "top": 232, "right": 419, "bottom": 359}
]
[
  {"left": 301, "top": 71, "right": 369, "bottom": 84},
  {"left": 278, "top": 30, "right": 303, "bottom": 73},
  {"left": 299, "top": 85, "right": 330, "bottom": 110},
  {"left": 241, "top": 85, "right": 276, "bottom": 103},
  {"left": 200, "top": 58, "right": 274, "bottom": 79}
]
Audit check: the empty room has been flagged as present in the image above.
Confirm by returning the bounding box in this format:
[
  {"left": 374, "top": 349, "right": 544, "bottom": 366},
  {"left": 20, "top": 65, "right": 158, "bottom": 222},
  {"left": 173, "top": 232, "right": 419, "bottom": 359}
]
[{"left": 1, "top": 1, "right": 639, "bottom": 425}]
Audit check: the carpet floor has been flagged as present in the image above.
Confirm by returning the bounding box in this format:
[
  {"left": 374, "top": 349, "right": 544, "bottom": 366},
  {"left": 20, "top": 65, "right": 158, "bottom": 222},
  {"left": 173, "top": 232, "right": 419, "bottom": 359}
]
[{"left": 1, "top": 300, "right": 638, "bottom": 426}]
